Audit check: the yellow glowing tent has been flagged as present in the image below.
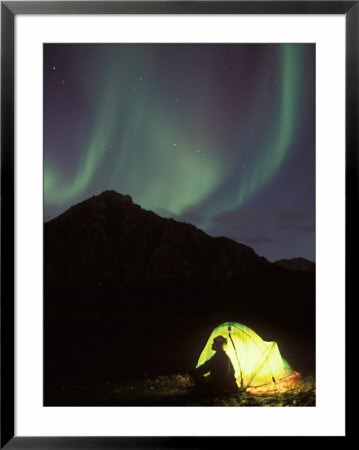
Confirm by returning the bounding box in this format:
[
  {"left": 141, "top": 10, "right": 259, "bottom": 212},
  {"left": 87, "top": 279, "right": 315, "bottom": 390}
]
[{"left": 196, "top": 322, "right": 293, "bottom": 389}]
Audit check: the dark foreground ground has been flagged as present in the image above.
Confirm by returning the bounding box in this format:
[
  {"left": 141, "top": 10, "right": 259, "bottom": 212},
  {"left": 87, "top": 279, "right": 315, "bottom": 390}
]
[
  {"left": 45, "top": 372, "right": 315, "bottom": 407},
  {"left": 45, "top": 312, "right": 315, "bottom": 407}
]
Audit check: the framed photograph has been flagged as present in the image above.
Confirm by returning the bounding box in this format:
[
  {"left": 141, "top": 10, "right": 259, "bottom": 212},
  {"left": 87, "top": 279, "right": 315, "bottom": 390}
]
[{"left": 1, "top": 1, "right": 353, "bottom": 446}]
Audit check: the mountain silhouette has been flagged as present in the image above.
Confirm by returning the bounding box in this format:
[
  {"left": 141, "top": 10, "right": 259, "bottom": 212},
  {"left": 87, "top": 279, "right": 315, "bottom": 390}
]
[
  {"left": 274, "top": 257, "right": 315, "bottom": 273},
  {"left": 44, "top": 190, "right": 314, "bottom": 320},
  {"left": 45, "top": 190, "right": 271, "bottom": 288}
]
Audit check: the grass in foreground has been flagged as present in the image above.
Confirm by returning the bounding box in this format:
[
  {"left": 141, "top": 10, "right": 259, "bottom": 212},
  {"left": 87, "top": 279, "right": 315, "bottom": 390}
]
[{"left": 47, "top": 372, "right": 315, "bottom": 406}]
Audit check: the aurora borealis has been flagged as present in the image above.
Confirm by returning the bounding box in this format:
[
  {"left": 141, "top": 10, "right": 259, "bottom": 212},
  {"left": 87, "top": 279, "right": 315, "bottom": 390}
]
[{"left": 44, "top": 44, "right": 315, "bottom": 262}]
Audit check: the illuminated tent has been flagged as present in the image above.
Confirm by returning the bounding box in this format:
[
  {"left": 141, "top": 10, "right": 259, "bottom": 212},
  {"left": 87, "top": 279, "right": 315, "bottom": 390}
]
[{"left": 196, "top": 322, "right": 293, "bottom": 389}]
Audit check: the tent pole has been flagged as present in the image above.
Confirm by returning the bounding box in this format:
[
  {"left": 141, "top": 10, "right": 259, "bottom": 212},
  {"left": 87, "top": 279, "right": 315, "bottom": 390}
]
[{"left": 228, "top": 329, "right": 243, "bottom": 389}]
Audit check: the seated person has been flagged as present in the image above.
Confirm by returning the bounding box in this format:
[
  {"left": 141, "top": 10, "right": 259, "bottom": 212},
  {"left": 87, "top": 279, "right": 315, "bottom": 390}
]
[{"left": 192, "top": 335, "right": 238, "bottom": 393}]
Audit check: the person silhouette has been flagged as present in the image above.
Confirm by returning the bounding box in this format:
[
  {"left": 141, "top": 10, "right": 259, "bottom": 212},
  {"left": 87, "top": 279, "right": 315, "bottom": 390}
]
[{"left": 192, "top": 335, "right": 238, "bottom": 393}]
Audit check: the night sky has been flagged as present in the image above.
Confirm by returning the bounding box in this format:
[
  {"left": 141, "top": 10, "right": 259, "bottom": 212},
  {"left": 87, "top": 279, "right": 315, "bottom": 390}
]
[{"left": 44, "top": 44, "right": 315, "bottom": 262}]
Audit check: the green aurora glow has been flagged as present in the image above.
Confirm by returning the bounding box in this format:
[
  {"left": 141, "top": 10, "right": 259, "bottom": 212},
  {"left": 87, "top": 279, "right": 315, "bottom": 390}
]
[{"left": 44, "top": 44, "right": 315, "bottom": 261}]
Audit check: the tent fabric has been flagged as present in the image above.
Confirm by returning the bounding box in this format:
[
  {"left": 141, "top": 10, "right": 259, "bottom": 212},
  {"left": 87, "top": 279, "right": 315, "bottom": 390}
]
[{"left": 196, "top": 322, "right": 293, "bottom": 389}]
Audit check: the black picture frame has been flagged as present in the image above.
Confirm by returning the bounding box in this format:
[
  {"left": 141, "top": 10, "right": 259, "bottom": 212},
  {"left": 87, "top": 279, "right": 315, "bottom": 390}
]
[{"left": 1, "top": 1, "right": 353, "bottom": 447}]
